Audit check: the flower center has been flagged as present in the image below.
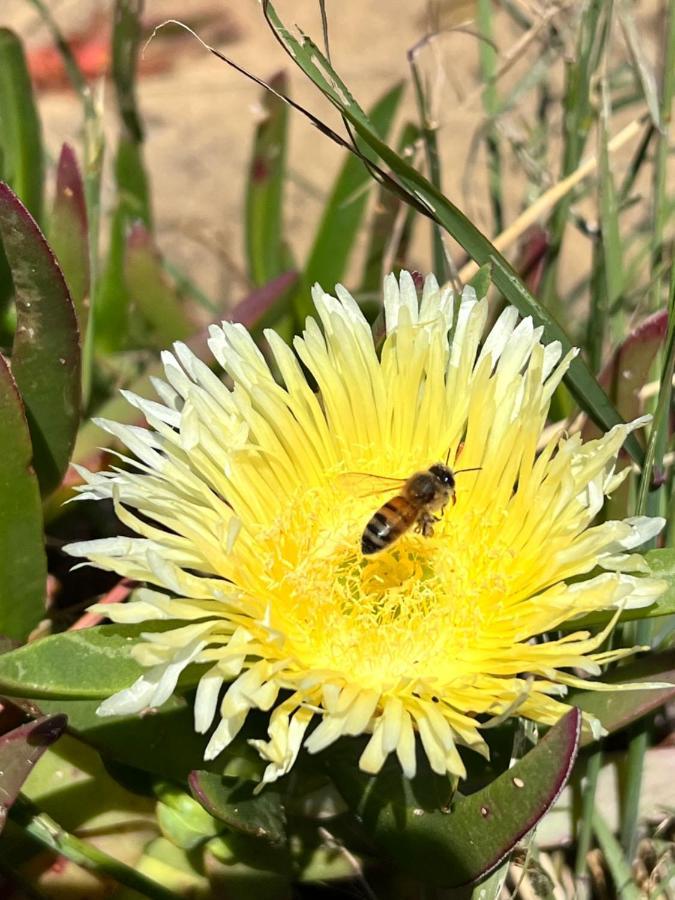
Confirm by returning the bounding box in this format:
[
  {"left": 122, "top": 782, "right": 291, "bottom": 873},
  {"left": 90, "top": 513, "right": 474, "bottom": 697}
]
[{"left": 243, "top": 478, "right": 515, "bottom": 692}]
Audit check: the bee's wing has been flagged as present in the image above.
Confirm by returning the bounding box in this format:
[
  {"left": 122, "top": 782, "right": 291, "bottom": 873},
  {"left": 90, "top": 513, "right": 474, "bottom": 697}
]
[{"left": 334, "top": 472, "right": 407, "bottom": 498}]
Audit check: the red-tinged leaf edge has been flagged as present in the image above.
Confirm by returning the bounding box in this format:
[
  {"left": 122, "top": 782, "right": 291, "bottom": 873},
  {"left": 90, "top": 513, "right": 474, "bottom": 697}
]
[
  {"left": 0, "top": 714, "right": 67, "bottom": 833},
  {"left": 55, "top": 144, "right": 87, "bottom": 235},
  {"left": 52, "top": 143, "right": 90, "bottom": 328},
  {"left": 0, "top": 181, "right": 80, "bottom": 496},
  {"left": 328, "top": 708, "right": 581, "bottom": 887}
]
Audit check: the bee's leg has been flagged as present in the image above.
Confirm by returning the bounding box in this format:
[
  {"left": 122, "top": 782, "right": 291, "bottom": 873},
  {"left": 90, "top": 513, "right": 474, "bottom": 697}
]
[{"left": 418, "top": 512, "right": 435, "bottom": 537}]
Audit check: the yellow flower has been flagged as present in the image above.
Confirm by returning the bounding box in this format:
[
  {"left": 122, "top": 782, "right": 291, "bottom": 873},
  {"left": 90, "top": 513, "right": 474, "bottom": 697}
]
[{"left": 67, "top": 273, "right": 665, "bottom": 786}]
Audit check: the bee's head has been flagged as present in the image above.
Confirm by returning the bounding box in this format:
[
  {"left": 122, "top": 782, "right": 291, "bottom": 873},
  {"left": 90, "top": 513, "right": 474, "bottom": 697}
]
[{"left": 429, "top": 464, "right": 455, "bottom": 488}]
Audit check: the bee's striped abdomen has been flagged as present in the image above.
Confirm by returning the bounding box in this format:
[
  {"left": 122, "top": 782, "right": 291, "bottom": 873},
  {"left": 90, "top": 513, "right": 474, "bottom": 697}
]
[{"left": 361, "top": 495, "right": 418, "bottom": 555}]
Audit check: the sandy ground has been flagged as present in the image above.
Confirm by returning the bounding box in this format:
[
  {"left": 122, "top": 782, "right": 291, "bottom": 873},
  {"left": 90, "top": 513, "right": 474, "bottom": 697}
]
[{"left": 0, "top": 0, "right": 668, "bottom": 310}]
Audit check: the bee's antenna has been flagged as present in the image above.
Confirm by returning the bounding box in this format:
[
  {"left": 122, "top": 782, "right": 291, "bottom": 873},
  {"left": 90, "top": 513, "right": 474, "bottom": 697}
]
[
  {"left": 454, "top": 467, "right": 482, "bottom": 475},
  {"left": 444, "top": 444, "right": 452, "bottom": 466}
]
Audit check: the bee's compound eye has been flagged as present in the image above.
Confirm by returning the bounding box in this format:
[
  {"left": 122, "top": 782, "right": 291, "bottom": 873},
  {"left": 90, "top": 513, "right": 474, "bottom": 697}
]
[{"left": 430, "top": 464, "right": 455, "bottom": 487}]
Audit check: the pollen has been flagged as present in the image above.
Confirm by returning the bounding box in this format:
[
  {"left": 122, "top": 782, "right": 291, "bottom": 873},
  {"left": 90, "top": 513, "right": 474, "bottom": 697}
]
[{"left": 66, "top": 272, "right": 666, "bottom": 786}]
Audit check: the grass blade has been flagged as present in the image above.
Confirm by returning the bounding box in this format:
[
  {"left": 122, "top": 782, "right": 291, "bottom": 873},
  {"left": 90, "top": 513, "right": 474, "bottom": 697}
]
[
  {"left": 598, "top": 85, "right": 624, "bottom": 308},
  {"left": 0, "top": 353, "right": 47, "bottom": 641},
  {"left": 593, "top": 810, "right": 642, "bottom": 899},
  {"left": 409, "top": 42, "right": 448, "bottom": 280},
  {"left": 295, "top": 82, "right": 404, "bottom": 317},
  {"left": 539, "top": 0, "right": 610, "bottom": 313},
  {"left": 477, "top": 0, "right": 503, "bottom": 234},
  {"left": 360, "top": 122, "right": 419, "bottom": 293},
  {"left": 96, "top": 0, "right": 152, "bottom": 352},
  {"left": 617, "top": 0, "right": 661, "bottom": 128},
  {"left": 260, "top": 1, "right": 644, "bottom": 466}
]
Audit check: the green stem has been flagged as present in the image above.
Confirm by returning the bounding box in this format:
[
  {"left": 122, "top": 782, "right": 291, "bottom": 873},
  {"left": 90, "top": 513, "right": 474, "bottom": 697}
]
[
  {"left": 409, "top": 49, "right": 448, "bottom": 282},
  {"left": 574, "top": 747, "right": 603, "bottom": 883},
  {"left": 593, "top": 809, "right": 642, "bottom": 899},
  {"left": 540, "top": 0, "right": 610, "bottom": 314},
  {"left": 619, "top": 724, "right": 649, "bottom": 859},
  {"left": 10, "top": 796, "right": 179, "bottom": 900},
  {"left": 477, "top": 0, "right": 503, "bottom": 235},
  {"left": 649, "top": 0, "right": 675, "bottom": 313}
]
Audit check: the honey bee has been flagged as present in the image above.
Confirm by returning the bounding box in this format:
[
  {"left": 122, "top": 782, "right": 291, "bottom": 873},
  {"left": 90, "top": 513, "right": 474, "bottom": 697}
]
[{"left": 358, "top": 462, "right": 480, "bottom": 555}]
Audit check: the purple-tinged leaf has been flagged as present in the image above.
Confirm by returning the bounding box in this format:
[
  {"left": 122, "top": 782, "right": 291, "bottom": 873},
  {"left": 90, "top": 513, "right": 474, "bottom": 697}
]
[
  {"left": 50, "top": 144, "right": 90, "bottom": 334},
  {"left": 0, "top": 353, "right": 46, "bottom": 640},
  {"left": 0, "top": 182, "right": 80, "bottom": 496},
  {"left": 570, "top": 650, "right": 675, "bottom": 747},
  {"left": 189, "top": 771, "right": 286, "bottom": 845},
  {"left": 228, "top": 270, "right": 298, "bottom": 329},
  {"left": 584, "top": 308, "right": 668, "bottom": 443},
  {"left": 0, "top": 714, "right": 67, "bottom": 833},
  {"left": 329, "top": 708, "right": 581, "bottom": 887}
]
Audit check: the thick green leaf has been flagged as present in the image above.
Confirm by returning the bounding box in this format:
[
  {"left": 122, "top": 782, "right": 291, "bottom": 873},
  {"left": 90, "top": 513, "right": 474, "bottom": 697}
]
[
  {"left": 0, "top": 183, "right": 81, "bottom": 496},
  {"left": 49, "top": 144, "right": 90, "bottom": 336},
  {"left": 295, "top": 82, "right": 404, "bottom": 316},
  {"left": 35, "top": 695, "right": 262, "bottom": 785},
  {"left": 189, "top": 771, "right": 286, "bottom": 845},
  {"left": 0, "top": 354, "right": 46, "bottom": 640},
  {"left": 0, "top": 715, "right": 67, "bottom": 834},
  {"left": 0, "top": 623, "right": 175, "bottom": 699},
  {"left": 0, "top": 28, "right": 44, "bottom": 225},
  {"left": 125, "top": 222, "right": 192, "bottom": 347},
  {"left": 329, "top": 708, "right": 580, "bottom": 887},
  {"left": 38, "top": 696, "right": 206, "bottom": 783},
  {"left": 155, "top": 782, "right": 222, "bottom": 849},
  {"left": 570, "top": 650, "right": 675, "bottom": 747},
  {"left": 260, "top": 2, "right": 643, "bottom": 467},
  {"left": 246, "top": 71, "right": 292, "bottom": 287}
]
